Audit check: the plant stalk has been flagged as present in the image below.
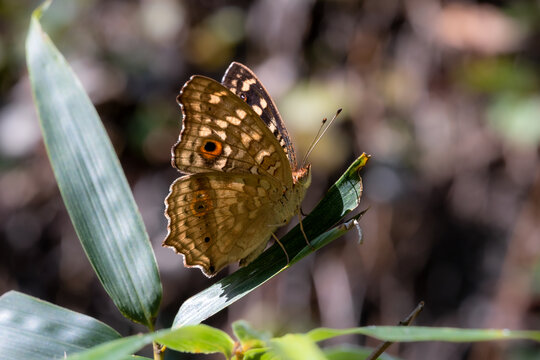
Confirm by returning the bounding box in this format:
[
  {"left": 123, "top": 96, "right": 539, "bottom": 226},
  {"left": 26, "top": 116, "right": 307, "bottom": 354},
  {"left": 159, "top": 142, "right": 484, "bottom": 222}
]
[{"left": 366, "top": 301, "right": 425, "bottom": 360}]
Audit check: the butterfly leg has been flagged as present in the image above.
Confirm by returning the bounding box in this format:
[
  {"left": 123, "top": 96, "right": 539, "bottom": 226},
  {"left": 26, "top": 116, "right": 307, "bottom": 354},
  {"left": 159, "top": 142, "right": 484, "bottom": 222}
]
[
  {"left": 271, "top": 232, "right": 290, "bottom": 265},
  {"left": 298, "top": 213, "right": 314, "bottom": 250}
]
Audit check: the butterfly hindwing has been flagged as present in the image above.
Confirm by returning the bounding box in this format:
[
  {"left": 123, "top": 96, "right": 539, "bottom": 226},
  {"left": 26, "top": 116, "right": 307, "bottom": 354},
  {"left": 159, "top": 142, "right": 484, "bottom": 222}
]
[
  {"left": 222, "top": 62, "right": 298, "bottom": 170},
  {"left": 173, "top": 75, "right": 292, "bottom": 187},
  {"left": 164, "top": 172, "right": 283, "bottom": 276}
]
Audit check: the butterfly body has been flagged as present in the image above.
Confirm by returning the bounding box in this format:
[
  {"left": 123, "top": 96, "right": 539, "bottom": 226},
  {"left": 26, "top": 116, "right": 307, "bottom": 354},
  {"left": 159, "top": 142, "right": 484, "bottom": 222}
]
[{"left": 164, "top": 62, "right": 310, "bottom": 277}]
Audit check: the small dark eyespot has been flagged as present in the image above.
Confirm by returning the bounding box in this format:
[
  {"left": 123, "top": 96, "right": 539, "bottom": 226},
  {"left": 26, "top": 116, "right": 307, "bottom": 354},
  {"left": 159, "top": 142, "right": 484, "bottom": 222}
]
[
  {"left": 239, "top": 93, "right": 247, "bottom": 100},
  {"left": 204, "top": 236, "right": 210, "bottom": 243},
  {"left": 204, "top": 141, "right": 217, "bottom": 152}
]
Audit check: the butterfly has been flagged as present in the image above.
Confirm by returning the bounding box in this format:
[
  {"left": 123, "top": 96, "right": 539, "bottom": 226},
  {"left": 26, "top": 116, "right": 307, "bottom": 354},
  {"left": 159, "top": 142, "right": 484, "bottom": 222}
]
[{"left": 163, "top": 62, "right": 311, "bottom": 277}]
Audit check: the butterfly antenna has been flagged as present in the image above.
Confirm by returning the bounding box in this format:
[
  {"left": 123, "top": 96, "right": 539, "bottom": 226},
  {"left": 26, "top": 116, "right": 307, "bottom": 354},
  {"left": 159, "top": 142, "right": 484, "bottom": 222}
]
[{"left": 301, "top": 108, "right": 342, "bottom": 167}]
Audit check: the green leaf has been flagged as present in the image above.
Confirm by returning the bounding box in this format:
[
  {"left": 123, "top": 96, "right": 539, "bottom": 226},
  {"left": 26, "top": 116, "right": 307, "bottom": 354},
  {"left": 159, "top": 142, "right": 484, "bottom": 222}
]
[
  {"left": 66, "top": 334, "right": 155, "bottom": 360},
  {"left": 173, "top": 154, "right": 369, "bottom": 327},
  {"left": 65, "top": 325, "right": 234, "bottom": 360},
  {"left": 306, "top": 326, "right": 540, "bottom": 343},
  {"left": 270, "top": 334, "right": 326, "bottom": 360},
  {"left": 232, "top": 320, "right": 271, "bottom": 351},
  {"left": 157, "top": 325, "right": 235, "bottom": 357},
  {"left": 25, "top": 3, "right": 161, "bottom": 327},
  {"left": 0, "top": 291, "right": 121, "bottom": 360},
  {"left": 324, "top": 345, "right": 402, "bottom": 360},
  {"left": 242, "top": 348, "right": 274, "bottom": 360}
]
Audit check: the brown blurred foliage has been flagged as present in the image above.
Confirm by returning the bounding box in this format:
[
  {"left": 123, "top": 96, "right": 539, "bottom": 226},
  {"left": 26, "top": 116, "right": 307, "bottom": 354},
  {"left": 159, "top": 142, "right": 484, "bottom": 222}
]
[{"left": 2, "top": 0, "right": 540, "bottom": 359}]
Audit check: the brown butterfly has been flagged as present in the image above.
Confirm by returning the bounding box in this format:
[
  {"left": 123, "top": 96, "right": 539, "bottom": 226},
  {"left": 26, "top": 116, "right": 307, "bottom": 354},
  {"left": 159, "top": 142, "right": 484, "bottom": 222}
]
[{"left": 163, "top": 62, "right": 311, "bottom": 277}]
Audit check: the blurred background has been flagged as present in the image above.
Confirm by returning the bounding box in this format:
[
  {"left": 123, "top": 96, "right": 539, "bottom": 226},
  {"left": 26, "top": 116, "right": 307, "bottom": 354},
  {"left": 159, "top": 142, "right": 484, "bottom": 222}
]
[{"left": 1, "top": 0, "right": 540, "bottom": 359}]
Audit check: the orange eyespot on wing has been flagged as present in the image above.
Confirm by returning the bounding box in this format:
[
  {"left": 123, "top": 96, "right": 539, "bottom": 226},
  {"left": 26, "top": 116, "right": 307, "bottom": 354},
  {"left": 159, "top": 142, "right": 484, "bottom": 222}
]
[
  {"left": 189, "top": 189, "right": 213, "bottom": 217},
  {"left": 199, "top": 139, "right": 223, "bottom": 160}
]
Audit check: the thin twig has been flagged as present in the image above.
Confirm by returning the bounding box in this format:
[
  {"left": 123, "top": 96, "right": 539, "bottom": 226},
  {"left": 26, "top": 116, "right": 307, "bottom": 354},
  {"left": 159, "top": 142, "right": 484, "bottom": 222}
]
[{"left": 365, "top": 301, "right": 425, "bottom": 360}]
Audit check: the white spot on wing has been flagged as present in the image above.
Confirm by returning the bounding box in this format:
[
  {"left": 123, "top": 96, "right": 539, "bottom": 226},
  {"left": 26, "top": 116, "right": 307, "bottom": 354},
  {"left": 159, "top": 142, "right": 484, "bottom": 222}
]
[
  {"left": 241, "top": 132, "right": 251, "bottom": 147},
  {"left": 215, "top": 157, "right": 227, "bottom": 168},
  {"left": 200, "top": 127, "right": 212, "bottom": 137},
  {"left": 215, "top": 130, "right": 226, "bottom": 140},
  {"left": 226, "top": 116, "right": 242, "bottom": 125},
  {"left": 215, "top": 119, "right": 228, "bottom": 128},
  {"left": 255, "top": 150, "right": 271, "bottom": 164},
  {"left": 253, "top": 105, "right": 263, "bottom": 115},
  {"left": 209, "top": 94, "right": 221, "bottom": 104},
  {"left": 241, "top": 78, "right": 256, "bottom": 92},
  {"left": 236, "top": 109, "right": 247, "bottom": 119}
]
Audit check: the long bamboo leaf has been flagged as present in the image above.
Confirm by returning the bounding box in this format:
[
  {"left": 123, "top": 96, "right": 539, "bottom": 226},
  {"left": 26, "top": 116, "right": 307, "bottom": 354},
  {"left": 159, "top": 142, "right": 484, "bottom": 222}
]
[
  {"left": 173, "top": 154, "right": 369, "bottom": 327},
  {"left": 0, "top": 291, "right": 121, "bottom": 360},
  {"left": 25, "top": 2, "right": 161, "bottom": 328},
  {"left": 306, "top": 326, "right": 540, "bottom": 343}
]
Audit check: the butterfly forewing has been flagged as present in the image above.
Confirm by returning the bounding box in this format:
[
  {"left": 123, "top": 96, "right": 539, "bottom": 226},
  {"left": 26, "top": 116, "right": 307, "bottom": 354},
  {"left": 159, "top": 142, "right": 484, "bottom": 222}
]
[
  {"left": 222, "top": 62, "right": 298, "bottom": 170},
  {"left": 173, "top": 75, "right": 292, "bottom": 187}
]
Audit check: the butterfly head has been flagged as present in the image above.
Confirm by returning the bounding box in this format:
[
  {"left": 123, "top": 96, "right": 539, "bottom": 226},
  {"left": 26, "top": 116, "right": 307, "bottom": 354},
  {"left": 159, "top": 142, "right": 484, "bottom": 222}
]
[{"left": 293, "top": 164, "right": 312, "bottom": 188}]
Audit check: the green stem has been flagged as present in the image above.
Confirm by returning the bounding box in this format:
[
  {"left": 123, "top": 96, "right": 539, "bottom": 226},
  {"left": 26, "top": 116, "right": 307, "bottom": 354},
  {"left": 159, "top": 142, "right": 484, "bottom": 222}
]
[
  {"left": 153, "top": 341, "right": 164, "bottom": 360},
  {"left": 366, "top": 301, "right": 425, "bottom": 360}
]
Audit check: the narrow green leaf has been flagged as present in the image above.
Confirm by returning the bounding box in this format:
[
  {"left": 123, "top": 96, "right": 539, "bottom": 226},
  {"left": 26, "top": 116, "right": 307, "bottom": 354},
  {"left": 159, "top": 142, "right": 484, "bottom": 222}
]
[
  {"left": 25, "top": 3, "right": 161, "bottom": 327},
  {"left": 324, "top": 345, "right": 402, "bottom": 360},
  {"left": 65, "top": 325, "right": 234, "bottom": 360},
  {"left": 0, "top": 291, "right": 120, "bottom": 360},
  {"left": 270, "top": 334, "right": 326, "bottom": 360},
  {"left": 174, "top": 154, "right": 369, "bottom": 327},
  {"left": 306, "top": 326, "right": 540, "bottom": 343},
  {"left": 66, "top": 334, "right": 155, "bottom": 360}
]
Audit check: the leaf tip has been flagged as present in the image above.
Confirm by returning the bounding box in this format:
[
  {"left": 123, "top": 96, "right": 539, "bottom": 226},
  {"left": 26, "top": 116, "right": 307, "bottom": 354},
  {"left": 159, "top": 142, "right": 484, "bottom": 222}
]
[
  {"left": 343, "top": 153, "right": 370, "bottom": 181},
  {"left": 32, "top": 0, "right": 53, "bottom": 20}
]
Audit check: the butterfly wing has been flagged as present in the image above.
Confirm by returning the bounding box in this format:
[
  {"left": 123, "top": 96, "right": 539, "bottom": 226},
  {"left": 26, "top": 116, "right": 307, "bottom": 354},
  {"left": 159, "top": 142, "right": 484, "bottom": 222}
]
[
  {"left": 166, "top": 70, "right": 309, "bottom": 276},
  {"left": 173, "top": 75, "right": 293, "bottom": 187},
  {"left": 164, "top": 172, "right": 283, "bottom": 277},
  {"left": 222, "top": 62, "right": 298, "bottom": 170}
]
